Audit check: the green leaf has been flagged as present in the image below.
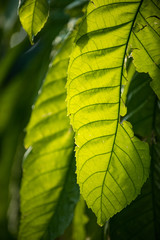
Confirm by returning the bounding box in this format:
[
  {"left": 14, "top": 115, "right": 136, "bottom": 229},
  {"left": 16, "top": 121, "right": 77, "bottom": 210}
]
[
  {"left": 130, "top": 0, "right": 160, "bottom": 98},
  {"left": 71, "top": 196, "right": 88, "bottom": 240},
  {"left": 19, "top": 0, "right": 49, "bottom": 44},
  {"left": 61, "top": 196, "right": 104, "bottom": 240},
  {"left": 110, "top": 179, "right": 157, "bottom": 240},
  {"left": 110, "top": 78, "right": 160, "bottom": 240},
  {"left": 19, "top": 33, "right": 79, "bottom": 240},
  {"left": 67, "top": 0, "right": 151, "bottom": 226}
]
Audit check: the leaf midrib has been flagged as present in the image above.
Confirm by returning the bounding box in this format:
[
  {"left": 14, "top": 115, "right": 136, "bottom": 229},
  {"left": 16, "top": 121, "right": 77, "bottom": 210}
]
[
  {"left": 31, "top": 0, "right": 38, "bottom": 39},
  {"left": 76, "top": 1, "right": 141, "bottom": 42},
  {"left": 100, "top": 0, "right": 144, "bottom": 222}
]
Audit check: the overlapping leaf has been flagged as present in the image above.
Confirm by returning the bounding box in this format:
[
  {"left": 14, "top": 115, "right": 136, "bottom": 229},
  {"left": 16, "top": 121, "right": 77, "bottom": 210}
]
[
  {"left": 123, "top": 65, "right": 156, "bottom": 137},
  {"left": 110, "top": 72, "right": 160, "bottom": 240},
  {"left": 67, "top": 0, "right": 151, "bottom": 225},
  {"left": 61, "top": 196, "right": 88, "bottom": 240},
  {"left": 130, "top": 0, "right": 160, "bottom": 98},
  {"left": 19, "top": 33, "right": 79, "bottom": 240},
  {"left": 19, "top": 0, "right": 49, "bottom": 43}
]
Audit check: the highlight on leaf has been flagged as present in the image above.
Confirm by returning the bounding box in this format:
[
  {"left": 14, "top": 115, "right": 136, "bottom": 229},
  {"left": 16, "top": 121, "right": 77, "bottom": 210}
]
[
  {"left": 110, "top": 70, "right": 160, "bottom": 240},
  {"left": 2, "top": 0, "right": 160, "bottom": 239},
  {"left": 130, "top": 0, "right": 160, "bottom": 98},
  {"left": 18, "top": 0, "right": 49, "bottom": 44},
  {"left": 19, "top": 31, "right": 79, "bottom": 240},
  {"left": 67, "top": 0, "right": 151, "bottom": 225}
]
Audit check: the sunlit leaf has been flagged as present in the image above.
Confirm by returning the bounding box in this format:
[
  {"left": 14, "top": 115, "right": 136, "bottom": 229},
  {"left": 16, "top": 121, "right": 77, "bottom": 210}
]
[
  {"left": 130, "top": 0, "right": 160, "bottom": 98},
  {"left": 19, "top": 33, "right": 79, "bottom": 240},
  {"left": 110, "top": 75, "right": 160, "bottom": 240},
  {"left": 67, "top": 0, "right": 151, "bottom": 225},
  {"left": 18, "top": 0, "right": 49, "bottom": 43}
]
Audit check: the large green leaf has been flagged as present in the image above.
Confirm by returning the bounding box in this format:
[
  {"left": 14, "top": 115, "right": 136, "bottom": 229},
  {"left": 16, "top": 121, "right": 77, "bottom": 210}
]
[
  {"left": 67, "top": 0, "right": 151, "bottom": 225},
  {"left": 110, "top": 73, "right": 160, "bottom": 240},
  {"left": 19, "top": 0, "right": 49, "bottom": 43},
  {"left": 19, "top": 33, "right": 79, "bottom": 240},
  {"left": 0, "top": 1, "right": 72, "bottom": 239},
  {"left": 130, "top": 0, "right": 160, "bottom": 98}
]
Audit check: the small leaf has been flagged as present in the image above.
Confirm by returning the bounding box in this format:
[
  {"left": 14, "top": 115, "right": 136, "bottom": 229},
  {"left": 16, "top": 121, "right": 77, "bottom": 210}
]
[{"left": 19, "top": 0, "right": 49, "bottom": 44}]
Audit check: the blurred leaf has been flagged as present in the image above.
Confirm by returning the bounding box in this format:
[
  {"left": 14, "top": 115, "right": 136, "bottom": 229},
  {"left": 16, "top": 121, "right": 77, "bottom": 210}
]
[
  {"left": 85, "top": 207, "right": 104, "bottom": 240},
  {"left": 61, "top": 196, "right": 88, "bottom": 240},
  {"left": 1, "top": 0, "right": 159, "bottom": 239},
  {"left": 19, "top": 33, "right": 79, "bottom": 240},
  {"left": 50, "top": 0, "right": 74, "bottom": 9},
  {"left": 71, "top": 197, "right": 88, "bottom": 240},
  {"left": 0, "top": 4, "right": 69, "bottom": 239},
  {"left": 65, "top": 0, "right": 88, "bottom": 17},
  {"left": 61, "top": 196, "right": 105, "bottom": 240},
  {"left": 0, "top": 0, "right": 21, "bottom": 66},
  {"left": 19, "top": 0, "right": 49, "bottom": 43},
  {"left": 0, "top": 41, "right": 26, "bottom": 86}
]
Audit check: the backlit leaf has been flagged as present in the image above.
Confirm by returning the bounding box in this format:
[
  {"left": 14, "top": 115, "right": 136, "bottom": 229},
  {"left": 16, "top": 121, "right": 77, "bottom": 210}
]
[
  {"left": 67, "top": 0, "right": 151, "bottom": 225},
  {"left": 130, "top": 0, "right": 160, "bottom": 98},
  {"left": 19, "top": 0, "right": 49, "bottom": 43},
  {"left": 19, "top": 33, "right": 79, "bottom": 240},
  {"left": 110, "top": 74, "right": 160, "bottom": 240}
]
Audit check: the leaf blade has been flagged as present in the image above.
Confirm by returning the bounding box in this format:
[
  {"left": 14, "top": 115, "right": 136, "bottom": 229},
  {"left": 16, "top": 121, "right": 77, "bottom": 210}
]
[
  {"left": 130, "top": 0, "right": 160, "bottom": 98},
  {"left": 110, "top": 72, "right": 160, "bottom": 240},
  {"left": 19, "top": 0, "right": 49, "bottom": 43},
  {"left": 67, "top": 0, "right": 151, "bottom": 225},
  {"left": 19, "top": 33, "right": 79, "bottom": 240}
]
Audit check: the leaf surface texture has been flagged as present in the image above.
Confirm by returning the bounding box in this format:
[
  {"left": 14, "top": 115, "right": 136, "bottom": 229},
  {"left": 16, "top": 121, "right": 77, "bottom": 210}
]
[
  {"left": 67, "top": 0, "right": 151, "bottom": 225},
  {"left": 130, "top": 0, "right": 160, "bottom": 98},
  {"left": 110, "top": 73, "right": 160, "bottom": 240},
  {"left": 19, "top": 0, "right": 49, "bottom": 43},
  {"left": 19, "top": 34, "right": 79, "bottom": 240}
]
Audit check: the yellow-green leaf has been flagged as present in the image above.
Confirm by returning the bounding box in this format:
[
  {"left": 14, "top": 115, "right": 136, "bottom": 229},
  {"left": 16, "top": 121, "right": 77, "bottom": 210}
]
[
  {"left": 130, "top": 0, "right": 160, "bottom": 98},
  {"left": 67, "top": 0, "right": 151, "bottom": 226},
  {"left": 19, "top": 34, "right": 79, "bottom": 240},
  {"left": 110, "top": 73, "right": 160, "bottom": 240},
  {"left": 19, "top": 0, "right": 49, "bottom": 44},
  {"left": 69, "top": 196, "right": 88, "bottom": 240}
]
